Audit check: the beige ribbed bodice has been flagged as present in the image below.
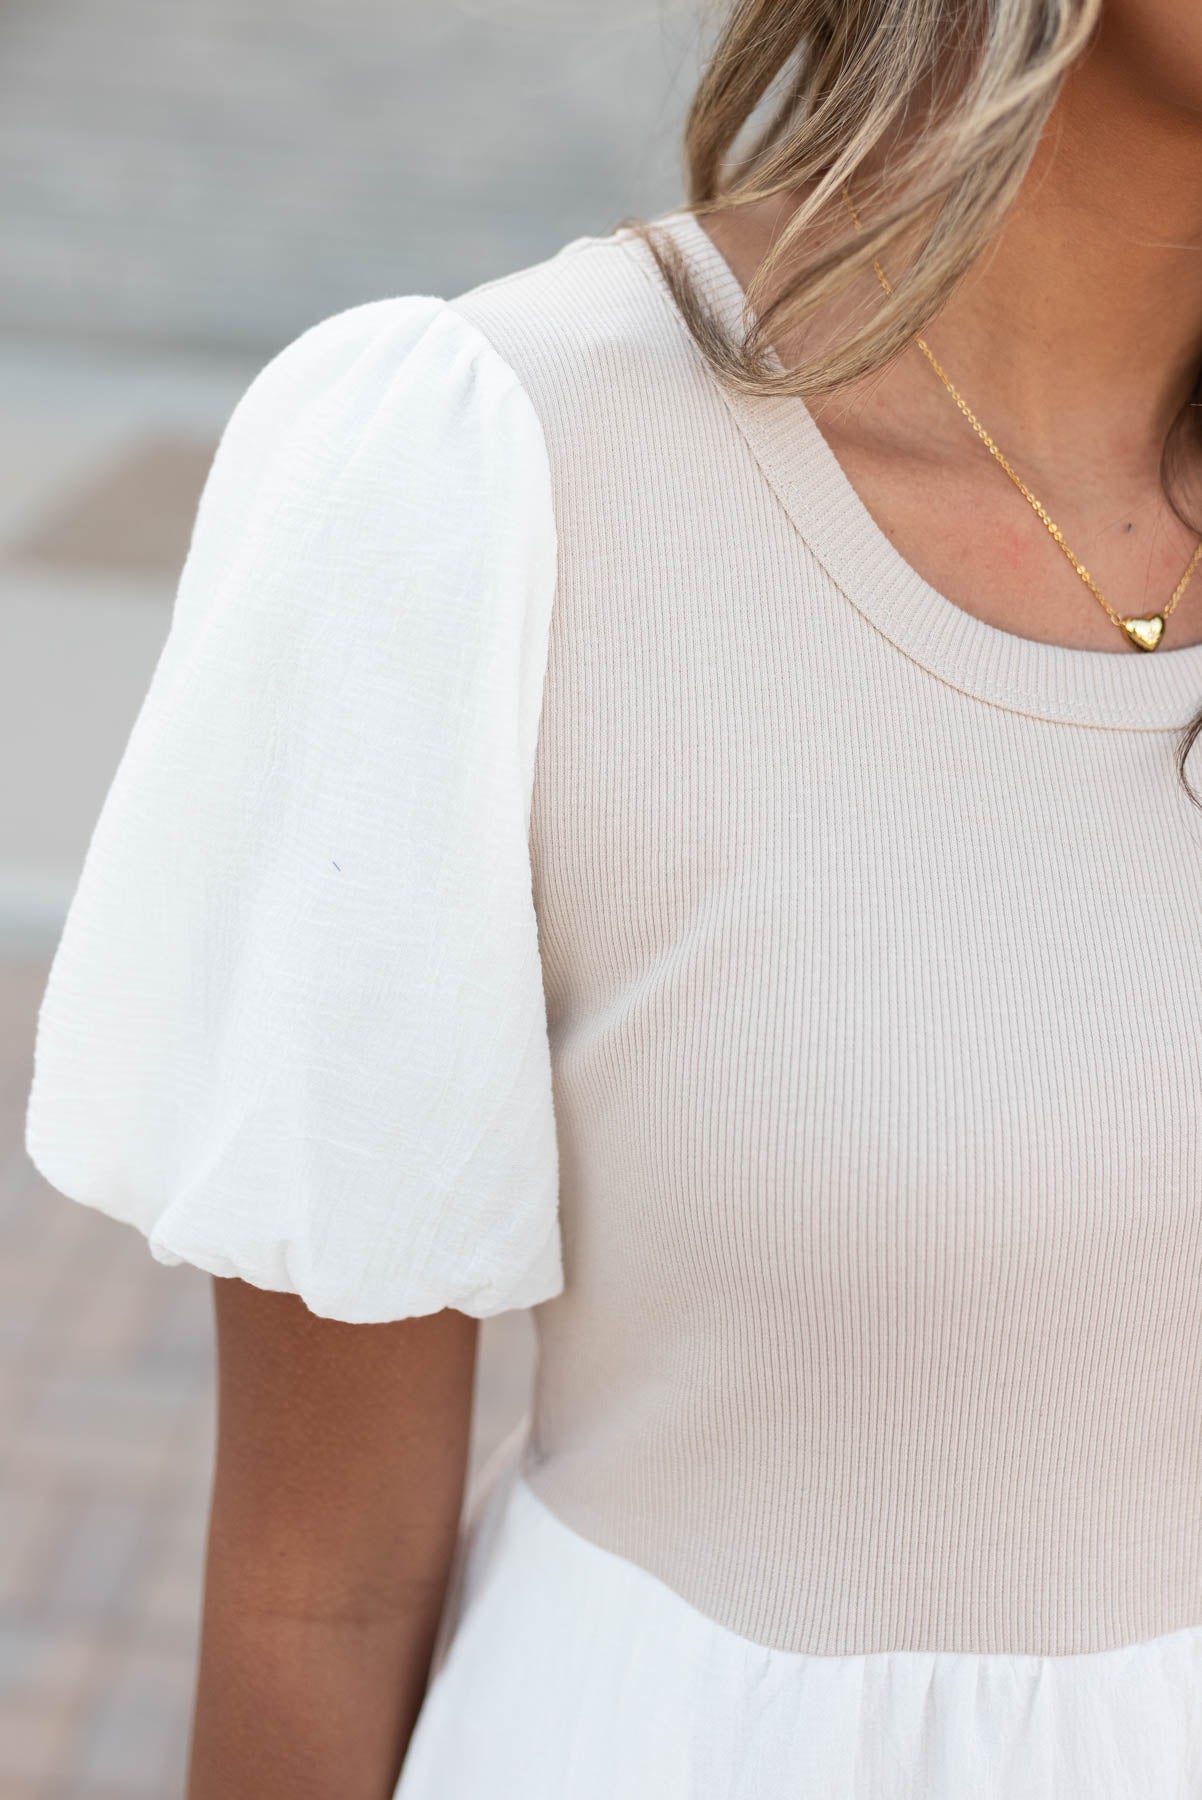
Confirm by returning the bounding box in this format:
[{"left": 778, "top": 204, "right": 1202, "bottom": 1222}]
[{"left": 452, "top": 213, "right": 1202, "bottom": 1658}]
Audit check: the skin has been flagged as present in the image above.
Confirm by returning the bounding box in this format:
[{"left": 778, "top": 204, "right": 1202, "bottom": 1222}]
[
  {"left": 189, "top": 7, "right": 1202, "bottom": 1798},
  {"left": 703, "top": 1, "right": 1202, "bottom": 651},
  {"left": 188, "top": 1288, "right": 476, "bottom": 1797}
]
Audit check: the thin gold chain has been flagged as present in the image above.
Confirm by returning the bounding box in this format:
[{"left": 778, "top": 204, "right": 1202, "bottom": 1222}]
[{"left": 840, "top": 186, "right": 1202, "bottom": 645}]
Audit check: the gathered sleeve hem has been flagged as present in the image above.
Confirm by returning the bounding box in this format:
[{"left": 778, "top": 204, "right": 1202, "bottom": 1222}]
[{"left": 24, "top": 293, "right": 563, "bottom": 1324}]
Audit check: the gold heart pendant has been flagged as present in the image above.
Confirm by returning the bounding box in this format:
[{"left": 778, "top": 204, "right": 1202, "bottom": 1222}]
[{"left": 1121, "top": 614, "right": 1165, "bottom": 652}]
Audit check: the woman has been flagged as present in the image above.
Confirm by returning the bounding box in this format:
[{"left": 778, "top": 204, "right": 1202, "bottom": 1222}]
[{"left": 24, "top": 0, "right": 1202, "bottom": 1793}]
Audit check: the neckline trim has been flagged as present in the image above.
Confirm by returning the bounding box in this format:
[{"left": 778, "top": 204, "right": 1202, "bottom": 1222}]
[{"left": 644, "top": 209, "right": 1202, "bottom": 733}]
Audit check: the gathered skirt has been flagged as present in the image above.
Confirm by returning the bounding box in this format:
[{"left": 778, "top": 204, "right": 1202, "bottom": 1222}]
[{"left": 396, "top": 1426, "right": 1202, "bottom": 1799}]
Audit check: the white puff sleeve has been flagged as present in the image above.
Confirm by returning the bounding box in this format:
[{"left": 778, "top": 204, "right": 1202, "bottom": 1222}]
[{"left": 24, "top": 295, "right": 562, "bottom": 1323}]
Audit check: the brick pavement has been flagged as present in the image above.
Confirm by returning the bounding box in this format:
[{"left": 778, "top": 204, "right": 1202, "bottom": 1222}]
[
  {"left": 1, "top": 4, "right": 707, "bottom": 1787},
  {"left": 0, "top": 0, "right": 699, "bottom": 354},
  {"left": 4, "top": 955, "right": 537, "bottom": 1797}
]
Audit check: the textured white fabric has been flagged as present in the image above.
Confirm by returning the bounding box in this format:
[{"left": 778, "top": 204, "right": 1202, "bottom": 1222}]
[
  {"left": 24, "top": 295, "right": 562, "bottom": 1322},
  {"left": 399, "top": 1430, "right": 1202, "bottom": 1800}
]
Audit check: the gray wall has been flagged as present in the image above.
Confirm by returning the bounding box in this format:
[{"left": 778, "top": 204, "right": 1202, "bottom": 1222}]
[
  {"left": 0, "top": 0, "right": 701, "bottom": 353},
  {"left": 0, "top": 0, "right": 705, "bottom": 944}
]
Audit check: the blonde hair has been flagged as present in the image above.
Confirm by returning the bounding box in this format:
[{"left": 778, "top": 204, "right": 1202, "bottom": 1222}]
[
  {"left": 638, "top": 0, "right": 1100, "bottom": 396},
  {"left": 634, "top": 0, "right": 1202, "bottom": 798}
]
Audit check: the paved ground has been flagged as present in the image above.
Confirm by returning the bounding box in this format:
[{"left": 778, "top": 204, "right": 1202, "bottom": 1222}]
[
  {"left": 0, "top": 335, "right": 260, "bottom": 942},
  {"left": 0, "top": 1, "right": 704, "bottom": 1790},
  {"left": 4, "top": 955, "right": 537, "bottom": 1798}
]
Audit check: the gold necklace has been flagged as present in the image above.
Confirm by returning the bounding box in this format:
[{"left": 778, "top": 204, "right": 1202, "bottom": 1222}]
[{"left": 840, "top": 187, "right": 1202, "bottom": 652}]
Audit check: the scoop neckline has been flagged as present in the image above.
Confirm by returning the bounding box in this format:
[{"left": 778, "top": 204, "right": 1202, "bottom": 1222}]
[{"left": 646, "top": 208, "right": 1202, "bottom": 732}]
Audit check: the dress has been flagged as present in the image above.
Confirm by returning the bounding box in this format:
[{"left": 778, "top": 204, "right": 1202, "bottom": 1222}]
[{"left": 24, "top": 210, "right": 1202, "bottom": 1797}]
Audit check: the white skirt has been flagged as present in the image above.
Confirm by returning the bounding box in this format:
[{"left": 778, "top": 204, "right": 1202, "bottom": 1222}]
[{"left": 397, "top": 1427, "right": 1202, "bottom": 1799}]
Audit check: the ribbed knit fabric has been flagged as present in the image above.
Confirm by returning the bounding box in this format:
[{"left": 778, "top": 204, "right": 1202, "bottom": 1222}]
[
  {"left": 25, "top": 198, "right": 1202, "bottom": 1696},
  {"left": 453, "top": 212, "right": 1202, "bottom": 1659}
]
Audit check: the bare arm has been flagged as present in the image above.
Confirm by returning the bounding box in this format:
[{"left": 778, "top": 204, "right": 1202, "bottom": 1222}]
[{"left": 186, "top": 1279, "right": 478, "bottom": 1800}]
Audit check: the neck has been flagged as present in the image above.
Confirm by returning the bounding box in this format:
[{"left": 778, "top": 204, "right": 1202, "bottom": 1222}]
[{"left": 931, "top": 30, "right": 1202, "bottom": 469}]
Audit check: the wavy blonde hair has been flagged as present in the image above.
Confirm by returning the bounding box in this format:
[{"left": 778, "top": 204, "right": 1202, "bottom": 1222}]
[
  {"left": 633, "top": 0, "right": 1202, "bottom": 795},
  {"left": 643, "top": 0, "right": 1101, "bottom": 394}
]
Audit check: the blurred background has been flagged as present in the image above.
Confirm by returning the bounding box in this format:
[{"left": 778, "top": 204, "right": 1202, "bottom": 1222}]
[{"left": 0, "top": 3, "right": 701, "bottom": 1792}]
